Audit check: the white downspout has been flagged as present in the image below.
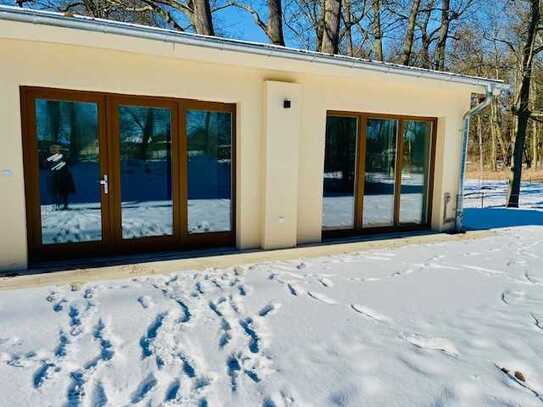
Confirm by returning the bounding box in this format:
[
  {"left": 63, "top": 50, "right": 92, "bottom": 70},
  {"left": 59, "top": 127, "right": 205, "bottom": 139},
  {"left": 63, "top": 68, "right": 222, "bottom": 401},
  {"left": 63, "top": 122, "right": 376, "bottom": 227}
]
[{"left": 455, "top": 85, "right": 500, "bottom": 232}]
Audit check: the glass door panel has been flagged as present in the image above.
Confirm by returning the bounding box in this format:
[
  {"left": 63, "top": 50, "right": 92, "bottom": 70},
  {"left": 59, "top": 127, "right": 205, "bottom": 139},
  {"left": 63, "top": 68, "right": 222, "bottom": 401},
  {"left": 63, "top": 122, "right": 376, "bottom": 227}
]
[
  {"left": 186, "top": 110, "right": 233, "bottom": 234},
  {"left": 363, "top": 119, "right": 398, "bottom": 227},
  {"left": 322, "top": 116, "right": 358, "bottom": 230},
  {"left": 35, "top": 99, "right": 104, "bottom": 244},
  {"left": 399, "top": 120, "right": 432, "bottom": 224},
  {"left": 118, "top": 105, "right": 174, "bottom": 239}
]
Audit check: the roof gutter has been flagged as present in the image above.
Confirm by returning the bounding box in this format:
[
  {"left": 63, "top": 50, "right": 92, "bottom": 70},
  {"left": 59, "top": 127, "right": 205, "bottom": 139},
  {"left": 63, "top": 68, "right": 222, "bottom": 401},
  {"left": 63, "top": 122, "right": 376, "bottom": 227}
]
[
  {"left": 455, "top": 84, "right": 503, "bottom": 232},
  {"left": 0, "top": 5, "right": 507, "bottom": 90}
]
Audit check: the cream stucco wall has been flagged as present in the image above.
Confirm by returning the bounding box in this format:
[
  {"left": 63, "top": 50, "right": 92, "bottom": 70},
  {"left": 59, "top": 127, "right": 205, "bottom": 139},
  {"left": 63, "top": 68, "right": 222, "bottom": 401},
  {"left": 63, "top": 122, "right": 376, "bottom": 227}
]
[{"left": 0, "top": 19, "right": 483, "bottom": 271}]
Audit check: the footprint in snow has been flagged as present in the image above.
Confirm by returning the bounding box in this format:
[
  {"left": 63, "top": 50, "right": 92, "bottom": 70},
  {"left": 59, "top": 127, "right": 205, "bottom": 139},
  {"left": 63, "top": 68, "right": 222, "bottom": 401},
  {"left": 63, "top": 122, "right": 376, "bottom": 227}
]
[
  {"left": 131, "top": 373, "right": 157, "bottom": 404},
  {"left": 318, "top": 278, "right": 334, "bottom": 288},
  {"left": 307, "top": 291, "right": 337, "bottom": 305},
  {"left": 501, "top": 290, "right": 525, "bottom": 305},
  {"left": 392, "top": 269, "right": 414, "bottom": 277},
  {"left": 83, "top": 287, "right": 95, "bottom": 299},
  {"left": 286, "top": 283, "right": 304, "bottom": 296},
  {"left": 137, "top": 296, "right": 154, "bottom": 309},
  {"left": 350, "top": 304, "right": 392, "bottom": 323},
  {"left": 405, "top": 334, "right": 459, "bottom": 357},
  {"left": 258, "top": 303, "right": 281, "bottom": 317},
  {"left": 524, "top": 272, "right": 542, "bottom": 285}
]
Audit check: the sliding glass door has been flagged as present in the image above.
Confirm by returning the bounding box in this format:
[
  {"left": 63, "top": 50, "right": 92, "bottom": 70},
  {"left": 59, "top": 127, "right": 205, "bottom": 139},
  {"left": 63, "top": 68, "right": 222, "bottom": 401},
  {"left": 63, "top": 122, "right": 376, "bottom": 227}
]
[
  {"left": 399, "top": 120, "right": 432, "bottom": 225},
  {"left": 322, "top": 112, "right": 435, "bottom": 235},
  {"left": 21, "top": 87, "right": 235, "bottom": 261},
  {"left": 363, "top": 119, "right": 398, "bottom": 227},
  {"left": 322, "top": 116, "right": 359, "bottom": 230}
]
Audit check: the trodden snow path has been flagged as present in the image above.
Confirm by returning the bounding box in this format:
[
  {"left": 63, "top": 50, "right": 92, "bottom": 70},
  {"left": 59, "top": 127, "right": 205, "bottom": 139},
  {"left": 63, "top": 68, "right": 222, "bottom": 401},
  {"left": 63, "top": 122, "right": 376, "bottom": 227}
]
[{"left": 1, "top": 227, "right": 543, "bottom": 405}]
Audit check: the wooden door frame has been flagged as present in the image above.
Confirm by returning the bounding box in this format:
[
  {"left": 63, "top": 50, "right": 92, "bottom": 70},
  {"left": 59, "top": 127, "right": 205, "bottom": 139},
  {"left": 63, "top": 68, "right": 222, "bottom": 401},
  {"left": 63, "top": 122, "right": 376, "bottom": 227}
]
[
  {"left": 20, "top": 86, "right": 237, "bottom": 262},
  {"left": 180, "top": 99, "right": 237, "bottom": 249},
  {"left": 323, "top": 110, "right": 438, "bottom": 239},
  {"left": 20, "top": 87, "right": 112, "bottom": 260},
  {"left": 108, "top": 94, "right": 182, "bottom": 253}
]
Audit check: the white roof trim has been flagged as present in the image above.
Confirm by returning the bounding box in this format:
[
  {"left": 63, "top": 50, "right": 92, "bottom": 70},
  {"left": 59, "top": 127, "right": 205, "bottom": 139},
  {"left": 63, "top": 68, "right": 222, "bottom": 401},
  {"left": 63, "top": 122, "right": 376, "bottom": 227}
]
[{"left": 0, "top": 5, "right": 508, "bottom": 90}]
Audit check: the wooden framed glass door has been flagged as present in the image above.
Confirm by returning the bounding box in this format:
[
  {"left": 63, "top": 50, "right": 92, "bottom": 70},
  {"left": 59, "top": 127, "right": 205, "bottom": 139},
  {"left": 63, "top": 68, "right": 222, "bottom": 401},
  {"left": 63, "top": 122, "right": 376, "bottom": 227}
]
[
  {"left": 21, "top": 87, "right": 112, "bottom": 259},
  {"left": 322, "top": 111, "right": 437, "bottom": 237},
  {"left": 108, "top": 96, "right": 180, "bottom": 251},
  {"left": 21, "top": 87, "right": 236, "bottom": 262}
]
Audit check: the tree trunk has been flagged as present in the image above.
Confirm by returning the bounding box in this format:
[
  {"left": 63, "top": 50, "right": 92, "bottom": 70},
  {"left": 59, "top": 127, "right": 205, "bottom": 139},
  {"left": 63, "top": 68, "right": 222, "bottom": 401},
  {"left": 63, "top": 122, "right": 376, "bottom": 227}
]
[
  {"left": 46, "top": 101, "right": 61, "bottom": 144},
  {"left": 435, "top": 0, "right": 450, "bottom": 71},
  {"left": 507, "top": 0, "right": 540, "bottom": 207},
  {"left": 532, "top": 119, "right": 538, "bottom": 169},
  {"left": 401, "top": 0, "right": 421, "bottom": 65},
  {"left": 321, "top": 0, "right": 342, "bottom": 54},
  {"left": 267, "top": 0, "right": 285, "bottom": 46},
  {"left": 419, "top": 0, "right": 433, "bottom": 69},
  {"left": 140, "top": 108, "right": 155, "bottom": 161},
  {"left": 372, "top": 0, "right": 384, "bottom": 61},
  {"left": 191, "top": 0, "right": 215, "bottom": 36},
  {"left": 530, "top": 82, "right": 538, "bottom": 169},
  {"left": 316, "top": 0, "right": 326, "bottom": 51},
  {"left": 68, "top": 103, "right": 80, "bottom": 164},
  {"left": 344, "top": 0, "right": 354, "bottom": 56}
]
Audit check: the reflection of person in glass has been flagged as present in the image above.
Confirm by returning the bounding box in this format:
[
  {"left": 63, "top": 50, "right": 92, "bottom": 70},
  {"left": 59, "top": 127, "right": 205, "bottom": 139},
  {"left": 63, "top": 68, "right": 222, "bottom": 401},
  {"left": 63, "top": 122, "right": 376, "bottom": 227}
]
[{"left": 47, "top": 144, "right": 76, "bottom": 210}]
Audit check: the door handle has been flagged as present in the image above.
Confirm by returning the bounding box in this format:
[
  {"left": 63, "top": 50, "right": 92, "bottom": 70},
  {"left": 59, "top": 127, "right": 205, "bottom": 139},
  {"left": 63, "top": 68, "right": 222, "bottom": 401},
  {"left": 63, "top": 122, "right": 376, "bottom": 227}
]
[{"left": 99, "top": 175, "right": 109, "bottom": 194}]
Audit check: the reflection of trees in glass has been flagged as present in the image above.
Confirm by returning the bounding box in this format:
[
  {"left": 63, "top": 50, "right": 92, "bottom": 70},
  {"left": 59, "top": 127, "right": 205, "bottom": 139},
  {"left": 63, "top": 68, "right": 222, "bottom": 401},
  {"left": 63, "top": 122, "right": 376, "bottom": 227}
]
[
  {"left": 187, "top": 111, "right": 232, "bottom": 160},
  {"left": 35, "top": 99, "right": 99, "bottom": 210},
  {"left": 323, "top": 117, "right": 357, "bottom": 194},
  {"left": 402, "top": 121, "right": 430, "bottom": 174},
  {"left": 119, "top": 106, "right": 171, "bottom": 162},
  {"left": 36, "top": 100, "right": 98, "bottom": 165},
  {"left": 366, "top": 119, "right": 397, "bottom": 177},
  {"left": 45, "top": 100, "right": 61, "bottom": 144}
]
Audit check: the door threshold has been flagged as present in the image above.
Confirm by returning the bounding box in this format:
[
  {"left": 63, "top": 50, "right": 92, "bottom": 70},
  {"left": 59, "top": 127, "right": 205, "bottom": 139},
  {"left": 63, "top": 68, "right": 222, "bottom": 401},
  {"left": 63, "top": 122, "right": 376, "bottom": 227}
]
[{"left": 27, "top": 246, "right": 242, "bottom": 275}]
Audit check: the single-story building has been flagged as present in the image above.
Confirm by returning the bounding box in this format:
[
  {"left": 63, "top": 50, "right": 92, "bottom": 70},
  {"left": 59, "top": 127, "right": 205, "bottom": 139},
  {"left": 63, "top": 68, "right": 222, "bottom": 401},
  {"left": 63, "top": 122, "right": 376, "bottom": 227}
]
[{"left": 0, "top": 6, "right": 507, "bottom": 271}]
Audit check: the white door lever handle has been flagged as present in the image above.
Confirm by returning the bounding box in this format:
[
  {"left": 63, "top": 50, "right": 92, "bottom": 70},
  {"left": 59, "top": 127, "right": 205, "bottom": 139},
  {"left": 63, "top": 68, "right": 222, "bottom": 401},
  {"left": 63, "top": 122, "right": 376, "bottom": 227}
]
[{"left": 99, "top": 175, "right": 109, "bottom": 194}]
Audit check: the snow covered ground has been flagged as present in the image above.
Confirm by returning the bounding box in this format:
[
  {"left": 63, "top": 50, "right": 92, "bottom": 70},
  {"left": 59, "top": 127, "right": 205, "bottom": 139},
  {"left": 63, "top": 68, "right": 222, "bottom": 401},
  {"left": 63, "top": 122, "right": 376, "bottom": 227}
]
[
  {"left": 464, "top": 179, "right": 543, "bottom": 210},
  {"left": 2, "top": 226, "right": 543, "bottom": 405},
  {"left": 2, "top": 181, "right": 542, "bottom": 406}
]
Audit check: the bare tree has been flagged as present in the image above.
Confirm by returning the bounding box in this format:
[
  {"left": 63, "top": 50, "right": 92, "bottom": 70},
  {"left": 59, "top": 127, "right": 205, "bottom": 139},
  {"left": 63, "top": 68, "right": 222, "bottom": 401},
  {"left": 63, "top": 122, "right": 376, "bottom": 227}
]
[
  {"left": 435, "top": 0, "right": 450, "bottom": 70},
  {"left": 232, "top": 0, "right": 286, "bottom": 45},
  {"left": 400, "top": 0, "right": 421, "bottom": 65},
  {"left": 417, "top": 0, "right": 435, "bottom": 69},
  {"left": 508, "top": 0, "right": 542, "bottom": 207},
  {"left": 371, "top": 0, "right": 384, "bottom": 60},
  {"left": 321, "top": 0, "right": 342, "bottom": 53}
]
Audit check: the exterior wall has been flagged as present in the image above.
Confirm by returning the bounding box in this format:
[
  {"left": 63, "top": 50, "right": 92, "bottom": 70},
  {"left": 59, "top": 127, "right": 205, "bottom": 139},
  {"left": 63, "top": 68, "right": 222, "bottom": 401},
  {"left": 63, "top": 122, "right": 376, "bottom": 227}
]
[
  {"left": 0, "top": 20, "right": 482, "bottom": 271},
  {"left": 261, "top": 81, "right": 302, "bottom": 250}
]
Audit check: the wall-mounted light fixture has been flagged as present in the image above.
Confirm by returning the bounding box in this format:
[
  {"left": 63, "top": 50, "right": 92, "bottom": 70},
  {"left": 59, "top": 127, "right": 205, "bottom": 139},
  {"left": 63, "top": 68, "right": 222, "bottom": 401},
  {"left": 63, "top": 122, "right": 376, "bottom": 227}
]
[{"left": 283, "top": 99, "right": 291, "bottom": 109}]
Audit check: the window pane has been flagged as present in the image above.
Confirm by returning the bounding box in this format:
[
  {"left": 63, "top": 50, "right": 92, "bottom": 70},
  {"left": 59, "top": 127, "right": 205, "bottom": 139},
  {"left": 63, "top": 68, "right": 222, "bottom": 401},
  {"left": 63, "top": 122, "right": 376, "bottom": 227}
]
[
  {"left": 36, "top": 99, "right": 102, "bottom": 244},
  {"left": 119, "top": 106, "right": 173, "bottom": 239},
  {"left": 187, "top": 110, "right": 232, "bottom": 233},
  {"left": 363, "top": 119, "right": 398, "bottom": 227},
  {"left": 400, "top": 121, "right": 432, "bottom": 224},
  {"left": 322, "top": 116, "right": 358, "bottom": 230}
]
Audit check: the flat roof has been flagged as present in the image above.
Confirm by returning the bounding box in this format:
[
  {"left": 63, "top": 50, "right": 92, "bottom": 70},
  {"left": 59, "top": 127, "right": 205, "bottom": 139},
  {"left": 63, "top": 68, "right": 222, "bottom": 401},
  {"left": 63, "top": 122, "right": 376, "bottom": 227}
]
[{"left": 0, "top": 5, "right": 507, "bottom": 90}]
